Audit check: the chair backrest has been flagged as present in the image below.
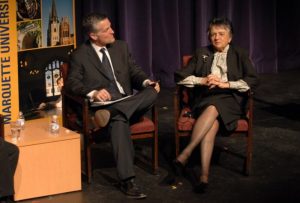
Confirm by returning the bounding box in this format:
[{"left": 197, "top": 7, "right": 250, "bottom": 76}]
[
  {"left": 182, "top": 55, "right": 192, "bottom": 67},
  {"left": 60, "top": 63, "right": 69, "bottom": 82},
  {"left": 0, "top": 114, "right": 4, "bottom": 138},
  {"left": 178, "top": 55, "right": 193, "bottom": 105}
]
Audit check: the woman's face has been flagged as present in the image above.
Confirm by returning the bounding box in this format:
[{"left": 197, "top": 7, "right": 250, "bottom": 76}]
[{"left": 209, "top": 25, "right": 232, "bottom": 52}]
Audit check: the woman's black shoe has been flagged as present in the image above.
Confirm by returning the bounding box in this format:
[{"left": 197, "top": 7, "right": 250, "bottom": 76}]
[
  {"left": 171, "top": 159, "right": 185, "bottom": 177},
  {"left": 194, "top": 182, "right": 208, "bottom": 193}
]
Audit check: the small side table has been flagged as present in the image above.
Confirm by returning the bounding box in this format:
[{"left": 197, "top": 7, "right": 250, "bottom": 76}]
[{"left": 5, "top": 118, "right": 81, "bottom": 201}]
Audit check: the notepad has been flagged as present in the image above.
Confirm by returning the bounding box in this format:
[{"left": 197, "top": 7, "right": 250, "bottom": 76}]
[{"left": 91, "top": 95, "right": 133, "bottom": 107}]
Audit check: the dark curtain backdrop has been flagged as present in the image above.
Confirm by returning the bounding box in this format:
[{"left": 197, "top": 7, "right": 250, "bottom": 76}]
[{"left": 74, "top": 0, "right": 300, "bottom": 87}]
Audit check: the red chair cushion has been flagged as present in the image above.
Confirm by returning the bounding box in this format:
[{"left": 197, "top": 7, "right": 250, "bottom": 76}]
[
  {"left": 177, "top": 107, "right": 195, "bottom": 131},
  {"left": 130, "top": 117, "right": 154, "bottom": 134},
  {"left": 235, "top": 119, "right": 249, "bottom": 131}
]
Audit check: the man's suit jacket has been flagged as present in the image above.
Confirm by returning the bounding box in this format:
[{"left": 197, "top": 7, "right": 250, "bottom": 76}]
[
  {"left": 0, "top": 137, "right": 19, "bottom": 197},
  {"left": 66, "top": 40, "right": 148, "bottom": 97}
]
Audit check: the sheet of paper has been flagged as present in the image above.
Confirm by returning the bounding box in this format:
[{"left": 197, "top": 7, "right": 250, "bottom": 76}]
[{"left": 91, "top": 95, "right": 133, "bottom": 107}]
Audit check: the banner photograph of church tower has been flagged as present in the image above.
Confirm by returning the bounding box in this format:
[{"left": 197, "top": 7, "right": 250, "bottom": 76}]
[{"left": 43, "top": 0, "right": 74, "bottom": 47}]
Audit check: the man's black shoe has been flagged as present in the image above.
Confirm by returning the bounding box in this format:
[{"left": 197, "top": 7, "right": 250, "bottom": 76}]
[{"left": 120, "top": 179, "right": 147, "bottom": 199}]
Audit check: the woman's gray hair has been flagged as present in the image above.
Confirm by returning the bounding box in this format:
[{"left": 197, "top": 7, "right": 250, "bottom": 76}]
[{"left": 207, "top": 17, "right": 234, "bottom": 37}]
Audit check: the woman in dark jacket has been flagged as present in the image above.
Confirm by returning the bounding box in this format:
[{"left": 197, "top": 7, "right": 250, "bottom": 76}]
[{"left": 173, "top": 17, "right": 259, "bottom": 193}]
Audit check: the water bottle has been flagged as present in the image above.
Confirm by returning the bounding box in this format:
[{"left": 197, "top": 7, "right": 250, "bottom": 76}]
[
  {"left": 17, "top": 111, "right": 25, "bottom": 130},
  {"left": 50, "top": 115, "right": 60, "bottom": 134}
]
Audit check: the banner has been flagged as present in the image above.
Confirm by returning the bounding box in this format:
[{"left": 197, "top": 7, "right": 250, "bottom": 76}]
[
  {"left": 0, "top": 0, "right": 18, "bottom": 123},
  {"left": 0, "top": 0, "right": 75, "bottom": 123}
]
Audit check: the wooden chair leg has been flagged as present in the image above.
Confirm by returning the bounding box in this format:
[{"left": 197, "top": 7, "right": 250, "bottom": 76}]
[
  {"left": 175, "top": 134, "right": 180, "bottom": 157},
  {"left": 152, "top": 134, "right": 159, "bottom": 174},
  {"left": 85, "top": 144, "right": 93, "bottom": 183},
  {"left": 244, "top": 132, "right": 253, "bottom": 176}
]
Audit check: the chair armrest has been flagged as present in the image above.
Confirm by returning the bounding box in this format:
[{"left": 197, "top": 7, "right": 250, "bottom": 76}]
[
  {"left": 174, "top": 85, "right": 181, "bottom": 121},
  {"left": 61, "top": 89, "right": 90, "bottom": 134},
  {"left": 61, "top": 89, "right": 89, "bottom": 106},
  {"left": 151, "top": 104, "right": 158, "bottom": 126},
  {"left": 247, "top": 90, "right": 254, "bottom": 129},
  {"left": 174, "top": 85, "right": 189, "bottom": 120}
]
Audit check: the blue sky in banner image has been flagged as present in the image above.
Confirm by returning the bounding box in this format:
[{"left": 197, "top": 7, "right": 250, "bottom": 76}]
[{"left": 42, "top": 0, "right": 74, "bottom": 47}]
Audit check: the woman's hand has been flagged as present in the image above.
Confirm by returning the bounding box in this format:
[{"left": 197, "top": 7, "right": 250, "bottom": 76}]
[
  {"left": 206, "top": 74, "right": 230, "bottom": 89},
  {"left": 215, "top": 81, "right": 230, "bottom": 89}
]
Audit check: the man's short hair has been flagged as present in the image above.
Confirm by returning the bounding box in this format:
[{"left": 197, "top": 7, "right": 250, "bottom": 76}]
[{"left": 82, "top": 13, "right": 108, "bottom": 34}]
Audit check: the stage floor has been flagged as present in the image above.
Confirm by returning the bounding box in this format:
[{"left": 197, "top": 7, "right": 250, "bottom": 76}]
[{"left": 18, "top": 70, "right": 300, "bottom": 203}]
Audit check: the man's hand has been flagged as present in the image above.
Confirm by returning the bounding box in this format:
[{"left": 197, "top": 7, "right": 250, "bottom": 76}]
[
  {"left": 148, "top": 81, "right": 160, "bottom": 93},
  {"left": 93, "top": 89, "right": 112, "bottom": 102}
]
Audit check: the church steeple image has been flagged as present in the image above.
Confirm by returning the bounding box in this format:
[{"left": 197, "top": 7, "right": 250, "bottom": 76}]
[{"left": 47, "top": 0, "right": 60, "bottom": 46}]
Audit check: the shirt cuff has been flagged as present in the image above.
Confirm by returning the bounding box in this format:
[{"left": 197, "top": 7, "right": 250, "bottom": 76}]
[
  {"left": 197, "top": 77, "right": 206, "bottom": 85},
  {"left": 228, "top": 80, "right": 250, "bottom": 92},
  {"left": 142, "top": 79, "right": 151, "bottom": 87},
  {"left": 87, "top": 90, "right": 96, "bottom": 102}
]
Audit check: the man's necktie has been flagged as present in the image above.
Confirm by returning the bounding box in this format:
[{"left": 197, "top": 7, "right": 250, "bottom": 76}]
[
  {"left": 100, "top": 48, "right": 122, "bottom": 100},
  {"left": 100, "top": 48, "right": 115, "bottom": 80}
]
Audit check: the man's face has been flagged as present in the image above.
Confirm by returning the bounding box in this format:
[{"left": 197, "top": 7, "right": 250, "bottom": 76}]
[
  {"left": 209, "top": 25, "right": 232, "bottom": 52},
  {"left": 89, "top": 18, "right": 115, "bottom": 46}
]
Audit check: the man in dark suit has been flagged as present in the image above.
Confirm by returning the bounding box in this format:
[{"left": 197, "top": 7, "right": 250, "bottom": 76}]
[
  {"left": 0, "top": 137, "right": 19, "bottom": 203},
  {"left": 66, "top": 13, "right": 160, "bottom": 199}
]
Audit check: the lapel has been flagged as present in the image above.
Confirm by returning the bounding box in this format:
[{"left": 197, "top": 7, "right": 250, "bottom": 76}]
[
  {"left": 226, "top": 46, "right": 235, "bottom": 80},
  {"left": 85, "top": 41, "right": 111, "bottom": 79},
  {"left": 202, "top": 46, "right": 214, "bottom": 76}
]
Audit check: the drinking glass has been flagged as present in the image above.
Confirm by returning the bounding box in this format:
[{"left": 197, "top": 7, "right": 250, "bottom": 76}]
[{"left": 10, "top": 121, "right": 21, "bottom": 142}]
